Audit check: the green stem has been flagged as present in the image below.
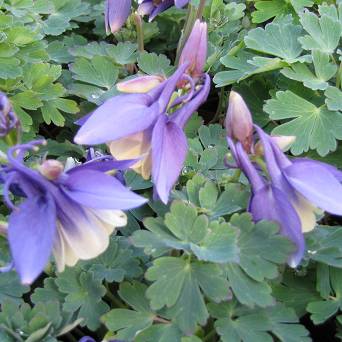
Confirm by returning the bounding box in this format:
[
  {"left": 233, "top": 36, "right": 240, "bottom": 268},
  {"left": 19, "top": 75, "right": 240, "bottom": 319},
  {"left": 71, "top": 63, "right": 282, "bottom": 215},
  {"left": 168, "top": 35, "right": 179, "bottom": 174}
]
[
  {"left": 230, "top": 169, "right": 241, "bottom": 183},
  {"left": 105, "top": 283, "right": 126, "bottom": 308},
  {"left": 227, "top": 40, "right": 245, "bottom": 56},
  {"left": 336, "top": 61, "right": 342, "bottom": 89},
  {"left": 196, "top": 0, "right": 206, "bottom": 19},
  {"left": 203, "top": 329, "right": 216, "bottom": 342},
  {"left": 209, "top": 87, "right": 226, "bottom": 124},
  {"left": 133, "top": 13, "right": 144, "bottom": 52},
  {"left": 66, "top": 332, "right": 78, "bottom": 342},
  {"left": 175, "top": 4, "right": 197, "bottom": 64}
]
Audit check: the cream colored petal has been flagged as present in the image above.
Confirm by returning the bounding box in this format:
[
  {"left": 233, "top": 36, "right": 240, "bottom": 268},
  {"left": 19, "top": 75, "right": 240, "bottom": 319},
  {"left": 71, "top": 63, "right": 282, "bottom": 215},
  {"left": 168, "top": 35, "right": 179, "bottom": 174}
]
[
  {"left": 59, "top": 209, "right": 110, "bottom": 260},
  {"left": 91, "top": 209, "right": 127, "bottom": 234},
  {"left": 108, "top": 131, "right": 152, "bottom": 179},
  {"left": 292, "top": 194, "right": 321, "bottom": 233},
  {"left": 53, "top": 224, "right": 80, "bottom": 272}
]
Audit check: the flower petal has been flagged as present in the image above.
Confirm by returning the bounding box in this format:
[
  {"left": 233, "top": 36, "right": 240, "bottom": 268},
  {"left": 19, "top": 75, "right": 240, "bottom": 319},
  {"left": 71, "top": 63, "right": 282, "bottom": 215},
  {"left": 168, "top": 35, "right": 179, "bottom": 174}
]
[
  {"left": 293, "top": 158, "right": 342, "bottom": 182},
  {"left": 67, "top": 158, "right": 138, "bottom": 174},
  {"left": 283, "top": 161, "right": 342, "bottom": 215},
  {"left": 175, "top": 0, "right": 189, "bottom": 7},
  {"left": 63, "top": 170, "right": 147, "bottom": 210},
  {"left": 58, "top": 205, "right": 110, "bottom": 261},
  {"left": 250, "top": 185, "right": 305, "bottom": 268},
  {"left": 152, "top": 115, "right": 188, "bottom": 203},
  {"left": 8, "top": 195, "right": 56, "bottom": 284},
  {"left": 105, "top": 0, "right": 131, "bottom": 34},
  {"left": 108, "top": 130, "right": 152, "bottom": 179},
  {"left": 74, "top": 93, "right": 158, "bottom": 145},
  {"left": 171, "top": 73, "right": 210, "bottom": 127}
]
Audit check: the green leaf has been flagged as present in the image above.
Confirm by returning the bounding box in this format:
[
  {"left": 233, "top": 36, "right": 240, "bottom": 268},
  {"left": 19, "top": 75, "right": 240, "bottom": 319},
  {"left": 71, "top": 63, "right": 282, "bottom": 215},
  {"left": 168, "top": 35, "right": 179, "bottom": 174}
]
[
  {"left": 31, "top": 278, "right": 65, "bottom": 304},
  {"left": 281, "top": 51, "right": 337, "bottom": 90},
  {"left": 41, "top": 102, "right": 65, "bottom": 126},
  {"left": 215, "top": 304, "right": 309, "bottom": 342},
  {"left": 215, "top": 52, "right": 286, "bottom": 87},
  {"left": 70, "top": 56, "right": 119, "bottom": 89},
  {"left": 133, "top": 201, "right": 239, "bottom": 263},
  {"left": 137, "top": 52, "right": 174, "bottom": 76},
  {"left": 252, "top": 0, "right": 289, "bottom": 24},
  {"left": 307, "top": 300, "right": 340, "bottom": 324},
  {"left": 264, "top": 90, "right": 342, "bottom": 156},
  {"left": 272, "top": 270, "right": 321, "bottom": 316},
  {"left": 135, "top": 324, "right": 182, "bottom": 342},
  {"left": 55, "top": 269, "right": 109, "bottom": 330},
  {"left": 102, "top": 281, "right": 155, "bottom": 340},
  {"left": 84, "top": 237, "right": 142, "bottom": 282},
  {"left": 325, "top": 86, "right": 342, "bottom": 111},
  {"left": 231, "top": 214, "right": 294, "bottom": 281},
  {"left": 146, "top": 257, "right": 229, "bottom": 333},
  {"left": 0, "top": 272, "right": 29, "bottom": 304},
  {"left": 0, "top": 57, "right": 21, "bottom": 79},
  {"left": 226, "top": 264, "right": 274, "bottom": 307},
  {"left": 307, "top": 267, "right": 342, "bottom": 324},
  {"left": 306, "top": 226, "right": 342, "bottom": 267},
  {"left": 109, "top": 42, "right": 137, "bottom": 65},
  {"left": 102, "top": 309, "right": 154, "bottom": 341},
  {"left": 244, "top": 15, "right": 304, "bottom": 63},
  {"left": 299, "top": 5, "right": 341, "bottom": 53}
]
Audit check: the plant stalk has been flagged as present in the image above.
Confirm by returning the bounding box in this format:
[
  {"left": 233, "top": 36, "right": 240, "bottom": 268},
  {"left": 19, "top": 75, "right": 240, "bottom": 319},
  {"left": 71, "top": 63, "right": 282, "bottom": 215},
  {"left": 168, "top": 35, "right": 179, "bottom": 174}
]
[
  {"left": 196, "top": 0, "right": 207, "bottom": 19},
  {"left": 175, "top": 4, "right": 197, "bottom": 64},
  {"left": 134, "top": 13, "right": 144, "bottom": 52}
]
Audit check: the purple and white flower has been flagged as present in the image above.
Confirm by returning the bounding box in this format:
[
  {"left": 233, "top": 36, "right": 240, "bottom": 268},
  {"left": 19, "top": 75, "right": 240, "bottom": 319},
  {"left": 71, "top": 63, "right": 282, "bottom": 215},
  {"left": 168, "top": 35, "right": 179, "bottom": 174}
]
[
  {"left": 1, "top": 140, "right": 147, "bottom": 284},
  {"left": 226, "top": 91, "right": 342, "bottom": 267},
  {"left": 0, "top": 92, "right": 19, "bottom": 138},
  {"left": 138, "top": 0, "right": 190, "bottom": 22},
  {"left": 75, "top": 21, "right": 210, "bottom": 203}
]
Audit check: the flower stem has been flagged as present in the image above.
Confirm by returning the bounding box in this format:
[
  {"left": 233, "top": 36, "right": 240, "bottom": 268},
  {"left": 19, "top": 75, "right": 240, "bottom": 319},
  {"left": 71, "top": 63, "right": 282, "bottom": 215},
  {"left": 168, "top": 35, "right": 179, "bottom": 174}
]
[
  {"left": 210, "top": 87, "right": 226, "bottom": 124},
  {"left": 203, "top": 329, "right": 216, "bottom": 342},
  {"left": 336, "top": 61, "right": 342, "bottom": 89},
  {"left": 105, "top": 283, "right": 126, "bottom": 308},
  {"left": 196, "top": 0, "right": 207, "bottom": 19},
  {"left": 133, "top": 13, "right": 144, "bottom": 52},
  {"left": 175, "top": 4, "right": 197, "bottom": 64}
]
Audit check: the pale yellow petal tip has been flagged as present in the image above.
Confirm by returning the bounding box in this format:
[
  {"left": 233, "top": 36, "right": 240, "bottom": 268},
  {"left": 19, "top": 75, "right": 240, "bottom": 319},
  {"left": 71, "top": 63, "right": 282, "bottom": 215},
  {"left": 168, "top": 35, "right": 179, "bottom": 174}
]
[
  {"left": 117, "top": 75, "right": 164, "bottom": 94},
  {"left": 271, "top": 135, "right": 296, "bottom": 151}
]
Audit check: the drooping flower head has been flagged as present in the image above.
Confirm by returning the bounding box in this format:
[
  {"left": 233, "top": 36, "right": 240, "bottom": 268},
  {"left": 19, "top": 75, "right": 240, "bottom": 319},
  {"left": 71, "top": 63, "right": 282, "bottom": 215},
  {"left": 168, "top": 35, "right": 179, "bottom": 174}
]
[
  {"left": 75, "top": 21, "right": 210, "bottom": 204},
  {"left": 105, "top": 0, "right": 132, "bottom": 34},
  {"left": 0, "top": 92, "right": 19, "bottom": 138},
  {"left": 225, "top": 92, "right": 342, "bottom": 267},
  {"left": 138, "top": 0, "right": 190, "bottom": 21},
  {"left": 1, "top": 140, "right": 147, "bottom": 284}
]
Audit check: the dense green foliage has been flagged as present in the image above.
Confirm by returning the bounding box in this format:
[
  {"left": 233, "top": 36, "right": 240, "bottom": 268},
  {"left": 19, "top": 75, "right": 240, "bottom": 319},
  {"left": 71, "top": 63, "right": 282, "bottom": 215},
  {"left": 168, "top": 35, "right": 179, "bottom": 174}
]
[{"left": 1, "top": 0, "right": 342, "bottom": 341}]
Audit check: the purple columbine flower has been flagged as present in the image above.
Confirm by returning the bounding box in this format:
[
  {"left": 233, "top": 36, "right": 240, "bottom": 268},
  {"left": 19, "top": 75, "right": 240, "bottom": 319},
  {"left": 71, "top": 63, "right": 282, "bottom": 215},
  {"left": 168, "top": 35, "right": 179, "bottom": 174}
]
[
  {"left": 105, "top": 0, "right": 131, "bottom": 34},
  {"left": 225, "top": 91, "right": 253, "bottom": 153},
  {"left": 0, "top": 92, "right": 19, "bottom": 138},
  {"left": 1, "top": 140, "right": 147, "bottom": 284},
  {"left": 137, "top": 0, "right": 190, "bottom": 21},
  {"left": 226, "top": 92, "right": 342, "bottom": 267},
  {"left": 179, "top": 19, "right": 208, "bottom": 80},
  {"left": 75, "top": 50, "right": 210, "bottom": 203}
]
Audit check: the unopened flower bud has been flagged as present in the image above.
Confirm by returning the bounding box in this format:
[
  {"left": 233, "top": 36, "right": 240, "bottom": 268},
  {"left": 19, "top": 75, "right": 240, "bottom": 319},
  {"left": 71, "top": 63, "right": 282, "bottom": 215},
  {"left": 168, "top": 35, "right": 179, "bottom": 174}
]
[
  {"left": 179, "top": 20, "right": 207, "bottom": 78},
  {"left": 105, "top": 0, "right": 131, "bottom": 34},
  {"left": 38, "top": 160, "right": 64, "bottom": 180},
  {"left": 117, "top": 75, "right": 164, "bottom": 93},
  {"left": 255, "top": 135, "right": 296, "bottom": 156},
  {"left": 0, "top": 92, "right": 19, "bottom": 138},
  {"left": 225, "top": 91, "right": 253, "bottom": 152}
]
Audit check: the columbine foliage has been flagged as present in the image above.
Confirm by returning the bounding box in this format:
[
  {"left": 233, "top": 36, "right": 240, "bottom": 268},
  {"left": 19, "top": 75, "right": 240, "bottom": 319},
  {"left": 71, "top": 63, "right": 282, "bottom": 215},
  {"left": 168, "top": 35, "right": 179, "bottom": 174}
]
[{"left": 0, "top": 0, "right": 342, "bottom": 341}]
